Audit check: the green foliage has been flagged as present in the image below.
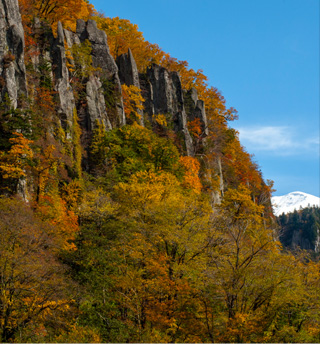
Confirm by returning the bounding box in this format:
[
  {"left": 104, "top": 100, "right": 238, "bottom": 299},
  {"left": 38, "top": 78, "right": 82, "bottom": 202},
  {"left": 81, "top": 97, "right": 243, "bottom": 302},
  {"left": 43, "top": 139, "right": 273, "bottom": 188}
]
[
  {"left": 90, "top": 122, "right": 182, "bottom": 182},
  {"left": 2, "top": 1, "right": 319, "bottom": 342},
  {"left": 67, "top": 39, "right": 100, "bottom": 103},
  {"left": 38, "top": 57, "right": 53, "bottom": 89},
  {"left": 278, "top": 206, "right": 320, "bottom": 251},
  {"left": 71, "top": 109, "right": 82, "bottom": 178},
  {"left": 100, "top": 77, "right": 121, "bottom": 127},
  {"left": 61, "top": 185, "right": 127, "bottom": 342},
  {"left": 68, "top": 39, "right": 98, "bottom": 80},
  {"left": 0, "top": 100, "right": 33, "bottom": 151}
]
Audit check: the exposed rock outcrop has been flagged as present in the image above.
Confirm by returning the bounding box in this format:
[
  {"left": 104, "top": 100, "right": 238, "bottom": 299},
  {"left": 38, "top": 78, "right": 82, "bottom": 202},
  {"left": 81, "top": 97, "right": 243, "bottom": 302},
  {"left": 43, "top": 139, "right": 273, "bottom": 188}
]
[
  {"left": 116, "top": 48, "right": 144, "bottom": 125},
  {"left": 143, "top": 64, "right": 194, "bottom": 156},
  {"left": 0, "top": 0, "right": 27, "bottom": 108},
  {"left": 184, "top": 87, "right": 208, "bottom": 137},
  {"left": 117, "top": 48, "right": 140, "bottom": 88},
  {"left": 76, "top": 19, "right": 125, "bottom": 128},
  {"left": 0, "top": 1, "right": 206, "bottom": 160},
  {"left": 86, "top": 75, "right": 112, "bottom": 130},
  {"left": 53, "top": 19, "right": 125, "bottom": 134},
  {"left": 51, "top": 21, "right": 76, "bottom": 132}
]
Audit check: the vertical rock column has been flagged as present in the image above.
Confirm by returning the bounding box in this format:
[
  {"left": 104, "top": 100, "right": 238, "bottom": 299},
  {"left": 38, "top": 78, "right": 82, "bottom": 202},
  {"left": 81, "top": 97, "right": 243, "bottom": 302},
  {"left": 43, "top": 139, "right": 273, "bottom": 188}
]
[
  {"left": 0, "top": 0, "right": 27, "bottom": 108},
  {"left": 144, "top": 64, "right": 194, "bottom": 156},
  {"left": 116, "top": 48, "right": 144, "bottom": 126},
  {"left": 51, "top": 22, "right": 76, "bottom": 132},
  {"left": 184, "top": 87, "right": 209, "bottom": 139},
  {"left": 76, "top": 19, "right": 125, "bottom": 129}
]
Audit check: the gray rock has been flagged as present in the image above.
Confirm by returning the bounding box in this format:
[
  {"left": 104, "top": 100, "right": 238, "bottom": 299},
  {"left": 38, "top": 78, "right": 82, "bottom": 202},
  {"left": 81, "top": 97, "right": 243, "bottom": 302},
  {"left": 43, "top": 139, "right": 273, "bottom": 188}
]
[
  {"left": 184, "top": 87, "right": 209, "bottom": 138},
  {"left": 116, "top": 48, "right": 144, "bottom": 125},
  {"left": 0, "top": 0, "right": 27, "bottom": 108},
  {"left": 76, "top": 19, "right": 125, "bottom": 127},
  {"left": 51, "top": 22, "right": 76, "bottom": 131},
  {"left": 144, "top": 64, "right": 193, "bottom": 156},
  {"left": 117, "top": 48, "right": 140, "bottom": 88},
  {"left": 86, "top": 75, "right": 112, "bottom": 131},
  {"left": 63, "top": 28, "right": 81, "bottom": 47},
  {"left": 315, "top": 229, "right": 320, "bottom": 253}
]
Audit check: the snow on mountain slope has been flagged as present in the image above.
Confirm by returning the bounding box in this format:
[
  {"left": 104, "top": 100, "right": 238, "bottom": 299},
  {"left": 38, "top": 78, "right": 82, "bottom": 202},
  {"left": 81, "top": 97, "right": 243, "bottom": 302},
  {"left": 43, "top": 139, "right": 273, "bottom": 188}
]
[{"left": 271, "top": 191, "right": 320, "bottom": 216}]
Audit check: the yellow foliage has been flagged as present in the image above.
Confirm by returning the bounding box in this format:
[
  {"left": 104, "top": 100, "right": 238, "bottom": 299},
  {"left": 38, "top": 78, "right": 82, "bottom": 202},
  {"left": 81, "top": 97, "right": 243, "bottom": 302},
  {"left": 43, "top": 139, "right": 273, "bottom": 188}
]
[
  {"left": 121, "top": 84, "right": 144, "bottom": 123},
  {"left": 115, "top": 170, "right": 180, "bottom": 209},
  {"left": 55, "top": 324, "right": 102, "bottom": 343},
  {"left": 0, "top": 132, "right": 33, "bottom": 179},
  {"left": 34, "top": 144, "right": 59, "bottom": 197},
  {"left": 61, "top": 179, "right": 82, "bottom": 210},
  {"left": 153, "top": 113, "right": 168, "bottom": 127}
]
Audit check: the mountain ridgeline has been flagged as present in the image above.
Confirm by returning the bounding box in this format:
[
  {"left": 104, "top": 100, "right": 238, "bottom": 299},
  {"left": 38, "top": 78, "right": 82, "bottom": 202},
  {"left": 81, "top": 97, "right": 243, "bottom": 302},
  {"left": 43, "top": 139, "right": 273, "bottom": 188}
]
[
  {"left": 1, "top": 0, "right": 320, "bottom": 343},
  {"left": 272, "top": 192, "right": 320, "bottom": 252}
]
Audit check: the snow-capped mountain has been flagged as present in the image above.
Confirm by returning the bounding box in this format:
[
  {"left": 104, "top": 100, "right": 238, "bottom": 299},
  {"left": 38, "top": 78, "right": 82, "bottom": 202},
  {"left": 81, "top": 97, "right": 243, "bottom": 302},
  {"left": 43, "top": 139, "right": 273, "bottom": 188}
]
[{"left": 271, "top": 191, "right": 320, "bottom": 216}]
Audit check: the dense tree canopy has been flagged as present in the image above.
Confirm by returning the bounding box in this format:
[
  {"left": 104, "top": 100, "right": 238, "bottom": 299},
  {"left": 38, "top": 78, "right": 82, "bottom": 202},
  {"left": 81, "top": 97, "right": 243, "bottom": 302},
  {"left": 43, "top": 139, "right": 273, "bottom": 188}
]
[{"left": 0, "top": 0, "right": 319, "bottom": 342}]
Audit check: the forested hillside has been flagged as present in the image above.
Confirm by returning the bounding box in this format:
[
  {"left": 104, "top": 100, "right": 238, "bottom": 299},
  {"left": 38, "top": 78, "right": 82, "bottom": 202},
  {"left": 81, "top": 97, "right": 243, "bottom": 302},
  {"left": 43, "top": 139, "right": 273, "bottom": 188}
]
[
  {"left": 278, "top": 206, "right": 320, "bottom": 253},
  {"left": 0, "top": 0, "right": 320, "bottom": 342}
]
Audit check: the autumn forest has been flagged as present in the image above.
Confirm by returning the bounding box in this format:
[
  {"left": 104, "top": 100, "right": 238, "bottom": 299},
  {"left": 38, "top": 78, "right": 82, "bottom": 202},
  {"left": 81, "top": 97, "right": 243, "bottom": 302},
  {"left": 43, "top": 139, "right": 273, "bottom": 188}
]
[{"left": 0, "top": 0, "right": 319, "bottom": 342}]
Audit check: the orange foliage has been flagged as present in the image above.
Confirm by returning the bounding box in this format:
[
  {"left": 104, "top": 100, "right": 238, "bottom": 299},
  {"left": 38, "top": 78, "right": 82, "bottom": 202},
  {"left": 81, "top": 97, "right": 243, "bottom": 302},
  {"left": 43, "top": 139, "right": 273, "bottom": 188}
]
[
  {"left": 35, "top": 87, "right": 56, "bottom": 113},
  {"left": 94, "top": 16, "right": 164, "bottom": 73},
  {"left": 19, "top": 0, "right": 94, "bottom": 32},
  {"left": 223, "top": 132, "right": 265, "bottom": 200},
  {"left": 179, "top": 156, "right": 202, "bottom": 193},
  {"left": 187, "top": 118, "right": 202, "bottom": 138},
  {"left": 35, "top": 193, "right": 79, "bottom": 251}
]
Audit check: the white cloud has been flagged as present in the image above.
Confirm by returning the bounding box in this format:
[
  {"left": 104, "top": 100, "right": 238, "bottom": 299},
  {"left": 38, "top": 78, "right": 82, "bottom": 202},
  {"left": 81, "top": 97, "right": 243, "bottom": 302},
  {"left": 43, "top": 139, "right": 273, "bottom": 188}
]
[{"left": 234, "top": 125, "right": 319, "bottom": 156}]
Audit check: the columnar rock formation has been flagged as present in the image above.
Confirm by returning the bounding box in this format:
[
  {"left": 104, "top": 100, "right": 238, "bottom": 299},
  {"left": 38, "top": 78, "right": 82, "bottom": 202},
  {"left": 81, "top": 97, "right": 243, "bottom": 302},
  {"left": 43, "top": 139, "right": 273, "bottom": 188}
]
[
  {"left": 184, "top": 87, "right": 209, "bottom": 138},
  {"left": 0, "top": 0, "right": 27, "bottom": 109},
  {"left": 116, "top": 48, "right": 140, "bottom": 88},
  {"left": 76, "top": 19, "right": 125, "bottom": 128},
  {"left": 63, "top": 19, "right": 125, "bottom": 132},
  {"left": 142, "top": 64, "right": 194, "bottom": 156},
  {"left": 116, "top": 48, "right": 144, "bottom": 125},
  {"left": 51, "top": 21, "right": 76, "bottom": 132},
  {"left": 0, "top": 2, "right": 208, "bottom": 158}
]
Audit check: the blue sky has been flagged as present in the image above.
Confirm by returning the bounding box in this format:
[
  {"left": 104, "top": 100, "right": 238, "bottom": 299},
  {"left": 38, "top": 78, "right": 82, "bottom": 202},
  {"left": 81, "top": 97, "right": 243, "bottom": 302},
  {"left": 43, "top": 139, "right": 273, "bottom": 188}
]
[{"left": 90, "top": 0, "right": 319, "bottom": 197}]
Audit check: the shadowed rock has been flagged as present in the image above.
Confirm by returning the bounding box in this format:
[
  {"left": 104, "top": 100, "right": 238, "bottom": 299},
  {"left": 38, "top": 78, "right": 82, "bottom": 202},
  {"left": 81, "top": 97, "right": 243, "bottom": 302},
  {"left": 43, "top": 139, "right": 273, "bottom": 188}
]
[
  {"left": 116, "top": 48, "right": 144, "bottom": 125},
  {"left": 143, "top": 64, "right": 193, "bottom": 156},
  {"left": 184, "top": 87, "right": 208, "bottom": 138},
  {"left": 0, "top": 0, "right": 27, "bottom": 108}
]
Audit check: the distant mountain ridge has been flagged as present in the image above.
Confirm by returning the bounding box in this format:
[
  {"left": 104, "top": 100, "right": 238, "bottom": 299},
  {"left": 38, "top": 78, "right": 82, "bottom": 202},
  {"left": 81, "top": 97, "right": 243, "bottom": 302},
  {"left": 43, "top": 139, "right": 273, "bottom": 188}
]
[{"left": 272, "top": 191, "right": 320, "bottom": 216}]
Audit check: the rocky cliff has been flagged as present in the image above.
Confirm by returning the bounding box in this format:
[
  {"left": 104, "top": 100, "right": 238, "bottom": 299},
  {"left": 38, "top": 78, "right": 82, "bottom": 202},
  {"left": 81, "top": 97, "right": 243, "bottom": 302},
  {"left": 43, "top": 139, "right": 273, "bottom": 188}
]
[
  {"left": 116, "top": 48, "right": 144, "bottom": 126},
  {"left": 141, "top": 64, "right": 194, "bottom": 155},
  {"left": 0, "top": 0, "right": 209, "bottom": 160},
  {"left": 0, "top": 0, "right": 27, "bottom": 109}
]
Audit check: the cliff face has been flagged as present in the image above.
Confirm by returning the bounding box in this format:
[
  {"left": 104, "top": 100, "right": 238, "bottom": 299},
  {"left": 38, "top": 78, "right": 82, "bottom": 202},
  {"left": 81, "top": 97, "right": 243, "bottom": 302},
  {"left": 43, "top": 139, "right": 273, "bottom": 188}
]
[
  {"left": 0, "top": 2, "right": 209, "bottom": 159},
  {"left": 116, "top": 48, "right": 144, "bottom": 126},
  {"left": 0, "top": 0, "right": 27, "bottom": 109},
  {"left": 51, "top": 21, "right": 77, "bottom": 133},
  {"left": 142, "top": 64, "right": 194, "bottom": 156},
  {"left": 55, "top": 19, "right": 125, "bottom": 134}
]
